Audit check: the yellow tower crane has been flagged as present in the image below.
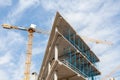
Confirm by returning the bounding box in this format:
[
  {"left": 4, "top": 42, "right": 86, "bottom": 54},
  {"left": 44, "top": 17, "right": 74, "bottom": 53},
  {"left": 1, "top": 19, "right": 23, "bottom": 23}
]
[
  {"left": 1, "top": 24, "right": 49, "bottom": 80},
  {"left": 1, "top": 23, "right": 112, "bottom": 80}
]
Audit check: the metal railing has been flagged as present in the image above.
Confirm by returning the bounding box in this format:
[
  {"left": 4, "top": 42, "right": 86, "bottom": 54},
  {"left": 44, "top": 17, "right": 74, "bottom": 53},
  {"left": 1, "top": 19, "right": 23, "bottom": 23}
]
[{"left": 61, "top": 59, "right": 88, "bottom": 78}]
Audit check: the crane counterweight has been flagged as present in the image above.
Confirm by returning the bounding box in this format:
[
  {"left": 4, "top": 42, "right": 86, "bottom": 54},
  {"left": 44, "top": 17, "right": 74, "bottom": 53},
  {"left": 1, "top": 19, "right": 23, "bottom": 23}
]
[{"left": 28, "top": 28, "right": 35, "bottom": 33}]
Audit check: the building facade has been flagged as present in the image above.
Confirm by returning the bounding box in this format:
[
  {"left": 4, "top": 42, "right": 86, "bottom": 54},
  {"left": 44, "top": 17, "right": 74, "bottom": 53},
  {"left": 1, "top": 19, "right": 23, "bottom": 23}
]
[{"left": 38, "top": 12, "right": 101, "bottom": 80}]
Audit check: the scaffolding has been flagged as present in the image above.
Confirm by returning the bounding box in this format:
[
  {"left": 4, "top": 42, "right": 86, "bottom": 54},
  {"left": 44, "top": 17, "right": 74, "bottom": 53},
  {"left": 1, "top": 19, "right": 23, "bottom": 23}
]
[
  {"left": 65, "top": 29, "right": 99, "bottom": 62},
  {"left": 59, "top": 28, "right": 100, "bottom": 80}
]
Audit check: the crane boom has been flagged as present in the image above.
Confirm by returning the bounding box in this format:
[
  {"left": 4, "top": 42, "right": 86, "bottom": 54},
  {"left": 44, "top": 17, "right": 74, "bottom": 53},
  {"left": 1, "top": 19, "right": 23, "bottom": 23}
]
[
  {"left": 101, "top": 65, "right": 120, "bottom": 80},
  {"left": 2, "top": 24, "right": 50, "bottom": 34},
  {"left": 2, "top": 24, "right": 27, "bottom": 31},
  {"left": 35, "top": 28, "right": 50, "bottom": 34},
  {"left": 81, "top": 36, "right": 113, "bottom": 45}
]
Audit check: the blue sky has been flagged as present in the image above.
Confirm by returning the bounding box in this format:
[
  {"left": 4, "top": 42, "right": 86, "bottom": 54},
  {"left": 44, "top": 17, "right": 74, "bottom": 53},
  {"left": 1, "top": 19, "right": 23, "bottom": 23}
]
[{"left": 0, "top": 0, "right": 120, "bottom": 80}]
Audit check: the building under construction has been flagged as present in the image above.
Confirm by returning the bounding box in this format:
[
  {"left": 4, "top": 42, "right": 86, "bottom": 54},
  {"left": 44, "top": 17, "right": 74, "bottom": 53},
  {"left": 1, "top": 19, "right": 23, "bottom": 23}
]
[{"left": 38, "top": 12, "right": 101, "bottom": 80}]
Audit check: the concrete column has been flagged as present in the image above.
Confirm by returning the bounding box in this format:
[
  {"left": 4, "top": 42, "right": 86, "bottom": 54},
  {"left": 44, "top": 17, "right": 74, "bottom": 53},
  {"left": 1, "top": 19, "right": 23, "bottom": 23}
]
[
  {"left": 48, "top": 62, "right": 51, "bottom": 73},
  {"left": 49, "top": 46, "right": 51, "bottom": 51},
  {"left": 54, "top": 71, "right": 58, "bottom": 80},
  {"left": 55, "top": 45, "right": 58, "bottom": 60},
  {"left": 55, "top": 27, "right": 58, "bottom": 32}
]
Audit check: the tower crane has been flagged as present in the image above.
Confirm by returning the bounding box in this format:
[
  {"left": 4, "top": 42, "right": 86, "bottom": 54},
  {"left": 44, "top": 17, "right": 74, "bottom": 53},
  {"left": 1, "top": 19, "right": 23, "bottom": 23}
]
[
  {"left": 1, "top": 24, "right": 49, "bottom": 80},
  {"left": 81, "top": 36, "right": 113, "bottom": 45},
  {"left": 101, "top": 64, "right": 120, "bottom": 80},
  {"left": 1, "top": 23, "right": 112, "bottom": 80}
]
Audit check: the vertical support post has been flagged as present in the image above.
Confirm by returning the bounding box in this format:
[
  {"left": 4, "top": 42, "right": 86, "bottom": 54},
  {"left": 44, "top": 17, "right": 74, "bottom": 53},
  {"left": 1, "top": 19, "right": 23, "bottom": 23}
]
[
  {"left": 69, "top": 47, "right": 72, "bottom": 64},
  {"left": 78, "top": 39, "right": 80, "bottom": 50},
  {"left": 82, "top": 43, "right": 84, "bottom": 53},
  {"left": 81, "top": 42, "right": 84, "bottom": 54},
  {"left": 87, "top": 50, "right": 90, "bottom": 61},
  {"left": 80, "top": 40, "right": 82, "bottom": 52},
  {"left": 86, "top": 50, "right": 88, "bottom": 60},
  {"left": 55, "top": 45, "right": 58, "bottom": 61},
  {"left": 78, "top": 54, "right": 81, "bottom": 70},
  {"left": 83, "top": 58, "right": 84, "bottom": 73},
  {"left": 92, "top": 76, "right": 94, "bottom": 80},
  {"left": 90, "top": 66, "right": 92, "bottom": 77},
  {"left": 90, "top": 66, "right": 95, "bottom": 80},
  {"left": 87, "top": 62, "right": 89, "bottom": 76},
  {"left": 91, "top": 54, "right": 93, "bottom": 63},
  {"left": 87, "top": 63, "right": 90, "bottom": 80},
  {"left": 73, "top": 34, "right": 75, "bottom": 46},
  {"left": 54, "top": 71, "right": 58, "bottom": 80},
  {"left": 48, "top": 62, "right": 51, "bottom": 74},
  {"left": 80, "top": 59, "right": 82, "bottom": 73},
  {"left": 49, "top": 46, "right": 51, "bottom": 52},
  {"left": 42, "top": 78, "right": 44, "bottom": 80},
  {"left": 74, "top": 53, "right": 76, "bottom": 67},
  {"left": 93, "top": 55, "right": 95, "bottom": 64},
  {"left": 68, "top": 29, "right": 71, "bottom": 41},
  {"left": 78, "top": 39, "right": 82, "bottom": 52},
  {"left": 55, "top": 27, "right": 58, "bottom": 32}
]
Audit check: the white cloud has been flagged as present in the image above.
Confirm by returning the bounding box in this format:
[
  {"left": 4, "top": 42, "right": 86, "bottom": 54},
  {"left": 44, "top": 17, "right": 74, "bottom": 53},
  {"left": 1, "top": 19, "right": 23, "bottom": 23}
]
[
  {"left": 0, "top": 30, "right": 47, "bottom": 80},
  {"left": 0, "top": 0, "right": 12, "bottom": 7},
  {"left": 40, "top": 0, "right": 120, "bottom": 79},
  {"left": 0, "top": 0, "right": 44, "bottom": 80},
  {"left": 100, "top": 46, "right": 120, "bottom": 75},
  {"left": 0, "top": 0, "right": 120, "bottom": 80},
  {"left": 0, "top": 31, "right": 25, "bottom": 52},
  {"left": 40, "top": 0, "right": 104, "bottom": 12},
  {"left": 33, "top": 47, "right": 43, "bottom": 55},
  {"left": 3, "top": 0, "right": 40, "bottom": 24},
  {"left": 12, "top": 53, "right": 25, "bottom": 80},
  {"left": 0, "top": 70, "right": 9, "bottom": 80},
  {"left": 0, "top": 30, "right": 25, "bottom": 80},
  {"left": 32, "top": 39, "right": 48, "bottom": 55},
  {"left": 0, "top": 52, "right": 12, "bottom": 65}
]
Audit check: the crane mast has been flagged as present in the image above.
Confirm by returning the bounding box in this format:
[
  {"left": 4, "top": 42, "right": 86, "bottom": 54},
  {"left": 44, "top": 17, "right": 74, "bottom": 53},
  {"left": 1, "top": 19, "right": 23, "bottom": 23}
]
[{"left": 24, "top": 28, "right": 34, "bottom": 80}]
